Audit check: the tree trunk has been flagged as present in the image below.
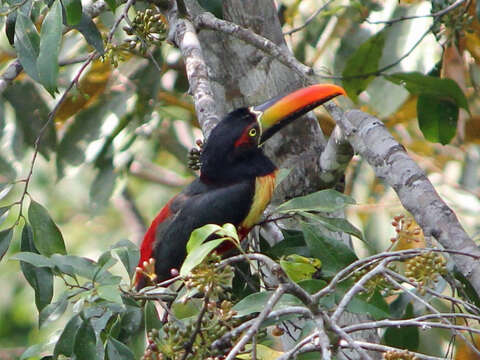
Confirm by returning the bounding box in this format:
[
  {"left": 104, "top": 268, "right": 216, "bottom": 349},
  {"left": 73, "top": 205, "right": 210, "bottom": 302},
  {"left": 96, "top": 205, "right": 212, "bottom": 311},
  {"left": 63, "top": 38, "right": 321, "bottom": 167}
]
[{"left": 185, "top": 0, "right": 381, "bottom": 358}]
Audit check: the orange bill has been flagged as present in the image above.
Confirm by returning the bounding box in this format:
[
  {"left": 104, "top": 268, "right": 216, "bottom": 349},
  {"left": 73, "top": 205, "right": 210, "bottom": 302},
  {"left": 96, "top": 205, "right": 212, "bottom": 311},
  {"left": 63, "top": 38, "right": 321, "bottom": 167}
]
[{"left": 252, "top": 84, "right": 346, "bottom": 143}]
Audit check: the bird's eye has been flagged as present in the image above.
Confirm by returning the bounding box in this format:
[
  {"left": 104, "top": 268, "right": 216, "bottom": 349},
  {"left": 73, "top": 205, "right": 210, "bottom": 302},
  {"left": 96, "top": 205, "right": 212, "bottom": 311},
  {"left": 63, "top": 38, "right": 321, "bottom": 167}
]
[{"left": 249, "top": 128, "right": 257, "bottom": 137}]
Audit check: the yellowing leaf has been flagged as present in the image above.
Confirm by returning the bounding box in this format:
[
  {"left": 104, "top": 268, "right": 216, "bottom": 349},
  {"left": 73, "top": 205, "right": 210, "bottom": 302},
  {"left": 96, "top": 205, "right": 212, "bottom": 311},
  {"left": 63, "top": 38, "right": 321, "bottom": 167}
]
[
  {"left": 237, "top": 344, "right": 284, "bottom": 360},
  {"left": 465, "top": 115, "right": 480, "bottom": 144},
  {"left": 465, "top": 32, "right": 480, "bottom": 64},
  {"left": 454, "top": 333, "right": 480, "bottom": 360},
  {"left": 55, "top": 60, "right": 112, "bottom": 124},
  {"left": 391, "top": 215, "right": 426, "bottom": 251}
]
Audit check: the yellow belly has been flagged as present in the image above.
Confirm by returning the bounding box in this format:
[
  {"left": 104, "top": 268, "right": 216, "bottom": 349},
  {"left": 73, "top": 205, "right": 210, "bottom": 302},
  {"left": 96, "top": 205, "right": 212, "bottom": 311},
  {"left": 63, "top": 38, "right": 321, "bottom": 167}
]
[{"left": 240, "top": 171, "right": 277, "bottom": 234}]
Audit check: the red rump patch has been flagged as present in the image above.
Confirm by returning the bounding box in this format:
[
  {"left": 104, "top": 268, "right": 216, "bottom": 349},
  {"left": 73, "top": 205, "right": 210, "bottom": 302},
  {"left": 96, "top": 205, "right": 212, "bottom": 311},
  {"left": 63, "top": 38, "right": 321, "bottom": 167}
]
[{"left": 135, "top": 199, "right": 173, "bottom": 284}]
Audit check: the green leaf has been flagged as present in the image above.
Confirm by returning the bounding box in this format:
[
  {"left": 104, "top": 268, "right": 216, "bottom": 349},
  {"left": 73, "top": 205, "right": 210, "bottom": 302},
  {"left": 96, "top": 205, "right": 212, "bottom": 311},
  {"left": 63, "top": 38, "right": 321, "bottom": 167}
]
[
  {"left": 180, "top": 238, "right": 228, "bottom": 277},
  {"left": 0, "top": 228, "right": 14, "bottom": 260},
  {"left": 276, "top": 189, "right": 356, "bottom": 213},
  {"left": 275, "top": 168, "right": 292, "bottom": 187},
  {"left": 90, "top": 159, "right": 117, "bottom": 211},
  {"left": 417, "top": 94, "right": 457, "bottom": 145},
  {"left": 97, "top": 285, "right": 122, "bottom": 304},
  {"left": 89, "top": 307, "right": 115, "bottom": 334},
  {"left": 29, "top": 199, "right": 67, "bottom": 255},
  {"left": 98, "top": 250, "right": 117, "bottom": 270},
  {"left": 0, "top": 206, "right": 10, "bottom": 218},
  {"left": 11, "top": 251, "right": 54, "bottom": 268},
  {"left": 280, "top": 255, "right": 321, "bottom": 283},
  {"left": 453, "top": 269, "right": 480, "bottom": 308},
  {"left": 73, "top": 13, "right": 104, "bottom": 54},
  {"left": 342, "top": 30, "right": 386, "bottom": 102},
  {"left": 50, "top": 254, "right": 121, "bottom": 284},
  {"left": 106, "top": 338, "right": 135, "bottom": 360},
  {"left": 298, "top": 279, "right": 327, "bottom": 294},
  {"left": 267, "top": 229, "right": 310, "bottom": 259},
  {"left": 0, "top": 155, "right": 16, "bottom": 181},
  {"left": 73, "top": 319, "right": 97, "bottom": 360},
  {"left": 54, "top": 314, "right": 83, "bottom": 359},
  {"left": 3, "top": 82, "right": 57, "bottom": 159},
  {"left": 104, "top": 0, "right": 116, "bottom": 11},
  {"left": 14, "top": 12, "right": 40, "bottom": 81},
  {"left": 301, "top": 212, "right": 363, "bottom": 240},
  {"left": 302, "top": 222, "right": 357, "bottom": 277},
  {"left": 383, "top": 303, "right": 419, "bottom": 350},
  {"left": 20, "top": 225, "right": 54, "bottom": 311},
  {"left": 39, "top": 294, "right": 68, "bottom": 328},
  {"left": 386, "top": 72, "right": 469, "bottom": 112},
  {"left": 6, "top": 12, "right": 16, "bottom": 45},
  {"left": 119, "top": 300, "right": 143, "bottom": 337},
  {"left": 63, "top": 0, "right": 82, "bottom": 25},
  {"left": 145, "top": 301, "right": 162, "bottom": 332},
  {"left": 198, "top": 0, "right": 223, "bottom": 18},
  {"left": 233, "top": 291, "right": 304, "bottom": 317},
  {"left": 56, "top": 101, "right": 106, "bottom": 177},
  {"left": 0, "top": 184, "right": 13, "bottom": 201},
  {"left": 237, "top": 344, "right": 284, "bottom": 360},
  {"left": 186, "top": 224, "right": 223, "bottom": 253},
  {"left": 111, "top": 239, "right": 140, "bottom": 279},
  {"left": 20, "top": 344, "right": 45, "bottom": 360},
  {"left": 38, "top": 0, "right": 62, "bottom": 95},
  {"left": 338, "top": 288, "right": 390, "bottom": 320}
]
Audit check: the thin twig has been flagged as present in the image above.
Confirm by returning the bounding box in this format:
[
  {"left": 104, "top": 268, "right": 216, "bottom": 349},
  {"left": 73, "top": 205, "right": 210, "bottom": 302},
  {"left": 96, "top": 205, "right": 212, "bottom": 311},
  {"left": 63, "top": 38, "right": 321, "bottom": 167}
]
[
  {"left": 284, "top": 0, "right": 335, "bottom": 35},
  {"left": 384, "top": 272, "right": 480, "bottom": 357},
  {"left": 225, "top": 285, "right": 286, "bottom": 360},
  {"left": 331, "top": 260, "right": 387, "bottom": 323},
  {"left": 107, "top": 0, "right": 136, "bottom": 43},
  {"left": 194, "top": 12, "right": 313, "bottom": 82},
  {"left": 212, "top": 307, "right": 312, "bottom": 350},
  {"left": 365, "top": 0, "right": 467, "bottom": 25},
  {"left": 339, "top": 340, "right": 446, "bottom": 360},
  {"left": 180, "top": 295, "right": 209, "bottom": 360}
]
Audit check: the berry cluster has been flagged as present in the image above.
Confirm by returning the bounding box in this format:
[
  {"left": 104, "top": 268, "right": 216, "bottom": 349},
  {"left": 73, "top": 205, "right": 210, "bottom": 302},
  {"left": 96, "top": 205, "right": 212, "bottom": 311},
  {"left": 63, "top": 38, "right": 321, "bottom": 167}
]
[
  {"left": 141, "top": 300, "right": 238, "bottom": 360},
  {"left": 124, "top": 8, "right": 168, "bottom": 55},
  {"left": 383, "top": 350, "right": 418, "bottom": 360},
  {"left": 431, "top": 0, "right": 474, "bottom": 43},
  {"left": 102, "top": 41, "right": 130, "bottom": 68},
  {"left": 188, "top": 139, "right": 204, "bottom": 171},
  {"left": 405, "top": 252, "right": 447, "bottom": 295},
  {"left": 184, "top": 253, "right": 234, "bottom": 298},
  {"left": 352, "top": 263, "right": 396, "bottom": 298}
]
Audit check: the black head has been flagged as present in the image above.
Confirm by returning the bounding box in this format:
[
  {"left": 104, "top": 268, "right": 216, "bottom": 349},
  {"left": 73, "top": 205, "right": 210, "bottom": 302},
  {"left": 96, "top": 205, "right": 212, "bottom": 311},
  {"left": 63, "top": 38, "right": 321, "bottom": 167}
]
[
  {"left": 198, "top": 84, "right": 346, "bottom": 184},
  {"left": 200, "top": 108, "right": 275, "bottom": 184}
]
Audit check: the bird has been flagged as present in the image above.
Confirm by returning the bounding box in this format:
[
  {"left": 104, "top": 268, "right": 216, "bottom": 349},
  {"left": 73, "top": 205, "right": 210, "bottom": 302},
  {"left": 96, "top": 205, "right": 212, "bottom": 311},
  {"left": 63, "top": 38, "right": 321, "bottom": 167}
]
[{"left": 135, "top": 83, "right": 346, "bottom": 289}]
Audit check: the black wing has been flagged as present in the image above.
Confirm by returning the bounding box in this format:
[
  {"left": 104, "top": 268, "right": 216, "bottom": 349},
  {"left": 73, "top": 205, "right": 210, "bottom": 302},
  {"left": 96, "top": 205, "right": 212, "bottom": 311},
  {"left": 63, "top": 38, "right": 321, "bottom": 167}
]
[{"left": 153, "top": 178, "right": 254, "bottom": 281}]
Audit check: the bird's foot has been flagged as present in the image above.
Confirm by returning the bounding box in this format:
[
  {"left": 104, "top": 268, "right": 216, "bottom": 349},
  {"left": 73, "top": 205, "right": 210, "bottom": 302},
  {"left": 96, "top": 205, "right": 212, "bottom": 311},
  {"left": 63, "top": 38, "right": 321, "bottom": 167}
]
[{"left": 187, "top": 139, "right": 203, "bottom": 170}]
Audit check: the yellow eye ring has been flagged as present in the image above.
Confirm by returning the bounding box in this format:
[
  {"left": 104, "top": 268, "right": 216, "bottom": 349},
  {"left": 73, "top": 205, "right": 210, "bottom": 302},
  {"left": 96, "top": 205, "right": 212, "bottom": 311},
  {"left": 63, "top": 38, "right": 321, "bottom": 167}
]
[{"left": 249, "top": 128, "right": 257, "bottom": 137}]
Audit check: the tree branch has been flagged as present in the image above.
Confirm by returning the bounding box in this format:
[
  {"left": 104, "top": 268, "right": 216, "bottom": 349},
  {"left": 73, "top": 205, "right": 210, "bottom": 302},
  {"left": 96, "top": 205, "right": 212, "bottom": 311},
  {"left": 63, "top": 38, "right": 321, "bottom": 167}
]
[
  {"left": 194, "top": 12, "right": 313, "bottom": 81},
  {"left": 336, "top": 109, "right": 480, "bottom": 296},
  {"left": 164, "top": 4, "right": 220, "bottom": 137}
]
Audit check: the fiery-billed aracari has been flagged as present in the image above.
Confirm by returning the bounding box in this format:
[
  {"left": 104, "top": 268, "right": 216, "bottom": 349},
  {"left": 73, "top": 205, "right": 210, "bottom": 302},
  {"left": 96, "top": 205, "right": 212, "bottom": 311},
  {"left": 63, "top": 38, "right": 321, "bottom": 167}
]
[{"left": 135, "top": 84, "right": 345, "bottom": 289}]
